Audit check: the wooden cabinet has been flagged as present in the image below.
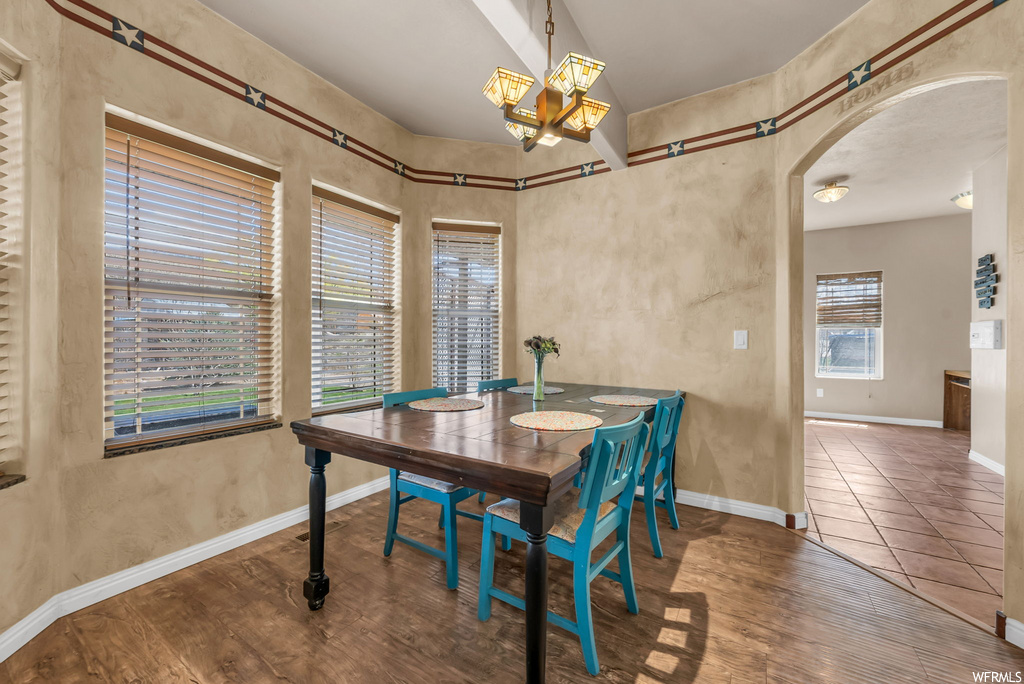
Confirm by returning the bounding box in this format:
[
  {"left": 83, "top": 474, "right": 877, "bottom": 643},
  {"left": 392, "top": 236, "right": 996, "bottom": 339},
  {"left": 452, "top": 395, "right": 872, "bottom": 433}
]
[{"left": 943, "top": 370, "right": 971, "bottom": 431}]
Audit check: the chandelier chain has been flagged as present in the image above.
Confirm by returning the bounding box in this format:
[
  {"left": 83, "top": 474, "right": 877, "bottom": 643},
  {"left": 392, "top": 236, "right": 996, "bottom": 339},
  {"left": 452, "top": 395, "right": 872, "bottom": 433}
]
[{"left": 545, "top": 0, "right": 554, "bottom": 71}]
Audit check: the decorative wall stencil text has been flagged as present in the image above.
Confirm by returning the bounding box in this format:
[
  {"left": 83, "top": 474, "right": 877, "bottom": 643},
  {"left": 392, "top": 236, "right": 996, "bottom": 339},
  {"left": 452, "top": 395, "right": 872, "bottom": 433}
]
[{"left": 837, "top": 63, "right": 917, "bottom": 116}]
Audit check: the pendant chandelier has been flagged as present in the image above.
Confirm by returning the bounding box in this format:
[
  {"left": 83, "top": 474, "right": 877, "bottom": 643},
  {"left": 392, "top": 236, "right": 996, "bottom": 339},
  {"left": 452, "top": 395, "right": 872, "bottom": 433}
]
[{"left": 482, "top": 0, "right": 609, "bottom": 151}]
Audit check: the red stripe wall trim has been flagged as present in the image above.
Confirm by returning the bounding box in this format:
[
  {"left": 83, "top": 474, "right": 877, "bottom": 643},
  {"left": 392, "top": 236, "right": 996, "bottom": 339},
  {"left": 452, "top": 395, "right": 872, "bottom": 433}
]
[{"left": 44, "top": 0, "right": 1008, "bottom": 190}]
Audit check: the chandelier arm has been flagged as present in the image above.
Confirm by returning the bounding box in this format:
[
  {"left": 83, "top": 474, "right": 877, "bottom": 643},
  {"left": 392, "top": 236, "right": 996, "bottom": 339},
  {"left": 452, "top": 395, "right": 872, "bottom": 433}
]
[
  {"left": 503, "top": 104, "right": 542, "bottom": 129},
  {"left": 552, "top": 90, "right": 585, "bottom": 128},
  {"left": 562, "top": 126, "right": 591, "bottom": 143},
  {"left": 523, "top": 133, "right": 541, "bottom": 153}
]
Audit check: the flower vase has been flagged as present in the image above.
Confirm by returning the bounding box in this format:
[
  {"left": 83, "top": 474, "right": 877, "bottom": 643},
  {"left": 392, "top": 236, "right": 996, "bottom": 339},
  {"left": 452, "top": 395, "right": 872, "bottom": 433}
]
[{"left": 533, "top": 353, "right": 545, "bottom": 402}]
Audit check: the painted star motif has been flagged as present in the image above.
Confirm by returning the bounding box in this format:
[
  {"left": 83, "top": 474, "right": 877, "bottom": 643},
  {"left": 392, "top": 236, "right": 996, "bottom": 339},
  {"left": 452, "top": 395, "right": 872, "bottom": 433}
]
[
  {"left": 454, "top": 173, "right": 466, "bottom": 186},
  {"left": 332, "top": 129, "right": 347, "bottom": 147},
  {"left": 848, "top": 61, "right": 871, "bottom": 89},
  {"left": 515, "top": 178, "right": 527, "bottom": 191},
  {"left": 667, "top": 141, "right": 684, "bottom": 157},
  {"left": 756, "top": 118, "right": 776, "bottom": 137},
  {"left": 581, "top": 163, "right": 594, "bottom": 176},
  {"left": 112, "top": 18, "right": 144, "bottom": 51},
  {"left": 245, "top": 85, "right": 266, "bottom": 110},
  {"left": 394, "top": 162, "right": 405, "bottom": 175}
]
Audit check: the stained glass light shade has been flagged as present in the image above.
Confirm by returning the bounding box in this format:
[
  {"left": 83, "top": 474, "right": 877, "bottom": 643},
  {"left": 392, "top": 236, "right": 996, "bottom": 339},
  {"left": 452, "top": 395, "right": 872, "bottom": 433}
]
[
  {"left": 549, "top": 52, "right": 605, "bottom": 95},
  {"left": 505, "top": 108, "right": 538, "bottom": 141},
  {"left": 565, "top": 97, "right": 610, "bottom": 131},
  {"left": 483, "top": 67, "right": 535, "bottom": 107}
]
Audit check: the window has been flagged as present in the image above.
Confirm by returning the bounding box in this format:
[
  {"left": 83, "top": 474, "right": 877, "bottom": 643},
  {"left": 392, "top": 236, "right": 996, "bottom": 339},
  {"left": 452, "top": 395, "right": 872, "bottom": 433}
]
[
  {"left": 0, "top": 56, "right": 21, "bottom": 459},
  {"left": 103, "top": 115, "right": 279, "bottom": 448},
  {"left": 311, "top": 187, "right": 399, "bottom": 410},
  {"left": 815, "top": 271, "right": 883, "bottom": 379},
  {"left": 432, "top": 224, "right": 500, "bottom": 393}
]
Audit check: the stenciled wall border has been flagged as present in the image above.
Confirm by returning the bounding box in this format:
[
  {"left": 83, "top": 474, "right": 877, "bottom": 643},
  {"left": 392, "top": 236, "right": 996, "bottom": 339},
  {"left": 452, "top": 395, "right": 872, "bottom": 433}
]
[{"left": 43, "top": 0, "right": 1011, "bottom": 193}]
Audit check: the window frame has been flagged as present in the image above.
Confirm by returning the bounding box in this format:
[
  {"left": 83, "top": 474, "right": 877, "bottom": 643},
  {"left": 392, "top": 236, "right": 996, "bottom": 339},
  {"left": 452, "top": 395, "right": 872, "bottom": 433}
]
[
  {"left": 102, "top": 114, "right": 281, "bottom": 452},
  {"left": 814, "top": 270, "right": 884, "bottom": 380},
  {"left": 310, "top": 185, "right": 400, "bottom": 415},
  {"left": 430, "top": 222, "right": 502, "bottom": 394}
]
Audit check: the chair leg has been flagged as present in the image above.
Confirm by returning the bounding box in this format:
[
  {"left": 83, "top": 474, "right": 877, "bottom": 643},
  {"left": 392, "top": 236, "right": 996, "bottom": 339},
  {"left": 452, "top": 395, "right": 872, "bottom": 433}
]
[
  {"left": 573, "top": 558, "right": 600, "bottom": 676},
  {"left": 383, "top": 470, "right": 400, "bottom": 557},
  {"left": 478, "top": 516, "right": 496, "bottom": 621},
  {"left": 645, "top": 476, "right": 664, "bottom": 558},
  {"left": 443, "top": 499, "right": 459, "bottom": 590},
  {"left": 663, "top": 465, "right": 680, "bottom": 530},
  {"left": 618, "top": 522, "right": 639, "bottom": 615},
  {"left": 478, "top": 490, "right": 486, "bottom": 503},
  {"left": 501, "top": 534, "right": 511, "bottom": 552},
  {"left": 438, "top": 505, "right": 445, "bottom": 529}
]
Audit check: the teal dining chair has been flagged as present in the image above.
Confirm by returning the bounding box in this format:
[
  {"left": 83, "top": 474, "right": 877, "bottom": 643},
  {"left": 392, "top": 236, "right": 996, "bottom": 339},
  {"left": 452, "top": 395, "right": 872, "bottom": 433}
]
[
  {"left": 382, "top": 387, "right": 488, "bottom": 590},
  {"left": 476, "top": 377, "right": 518, "bottom": 392},
  {"left": 478, "top": 412, "right": 650, "bottom": 676},
  {"left": 634, "top": 391, "right": 685, "bottom": 558}
]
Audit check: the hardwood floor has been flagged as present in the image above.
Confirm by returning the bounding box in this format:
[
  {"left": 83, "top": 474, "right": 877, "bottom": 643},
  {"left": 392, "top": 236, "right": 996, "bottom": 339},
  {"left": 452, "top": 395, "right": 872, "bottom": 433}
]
[{"left": 4, "top": 491, "right": 1023, "bottom": 683}]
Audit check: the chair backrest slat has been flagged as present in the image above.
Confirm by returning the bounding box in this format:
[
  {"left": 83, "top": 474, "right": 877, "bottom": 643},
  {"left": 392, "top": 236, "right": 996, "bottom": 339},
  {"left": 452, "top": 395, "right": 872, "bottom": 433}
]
[
  {"left": 648, "top": 391, "right": 684, "bottom": 458},
  {"left": 579, "top": 412, "right": 649, "bottom": 510},
  {"left": 383, "top": 387, "right": 448, "bottom": 408},
  {"left": 476, "top": 377, "right": 518, "bottom": 392}
]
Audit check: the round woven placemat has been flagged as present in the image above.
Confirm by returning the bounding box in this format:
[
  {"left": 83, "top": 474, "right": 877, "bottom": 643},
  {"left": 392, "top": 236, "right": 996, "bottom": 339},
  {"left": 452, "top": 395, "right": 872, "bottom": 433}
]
[
  {"left": 408, "top": 397, "right": 485, "bottom": 412},
  {"left": 589, "top": 394, "right": 659, "bottom": 407},
  {"left": 509, "top": 411, "right": 603, "bottom": 431},
  {"left": 507, "top": 385, "right": 565, "bottom": 395}
]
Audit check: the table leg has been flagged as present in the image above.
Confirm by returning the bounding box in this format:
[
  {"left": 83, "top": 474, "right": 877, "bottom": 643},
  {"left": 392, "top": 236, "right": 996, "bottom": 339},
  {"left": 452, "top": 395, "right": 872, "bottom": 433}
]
[
  {"left": 303, "top": 447, "right": 332, "bottom": 611},
  {"left": 520, "top": 502, "right": 554, "bottom": 684}
]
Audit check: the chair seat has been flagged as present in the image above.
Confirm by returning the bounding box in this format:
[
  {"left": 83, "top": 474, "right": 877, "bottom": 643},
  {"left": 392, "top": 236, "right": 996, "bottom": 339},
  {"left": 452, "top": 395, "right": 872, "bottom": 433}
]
[
  {"left": 487, "top": 490, "right": 615, "bottom": 544},
  {"left": 398, "top": 472, "right": 462, "bottom": 493}
]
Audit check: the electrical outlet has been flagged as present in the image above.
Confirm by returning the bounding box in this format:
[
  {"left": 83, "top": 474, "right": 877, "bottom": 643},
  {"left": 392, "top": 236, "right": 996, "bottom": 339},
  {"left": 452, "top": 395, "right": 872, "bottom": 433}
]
[
  {"left": 816, "top": 388, "right": 824, "bottom": 398},
  {"left": 733, "top": 330, "right": 748, "bottom": 350}
]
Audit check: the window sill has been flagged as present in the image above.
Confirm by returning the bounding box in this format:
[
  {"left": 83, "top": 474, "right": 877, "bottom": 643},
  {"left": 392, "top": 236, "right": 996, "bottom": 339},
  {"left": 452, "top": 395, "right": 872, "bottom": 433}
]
[
  {"left": 104, "top": 420, "right": 283, "bottom": 459},
  {"left": 815, "top": 375, "right": 884, "bottom": 381},
  {"left": 0, "top": 473, "right": 26, "bottom": 491}
]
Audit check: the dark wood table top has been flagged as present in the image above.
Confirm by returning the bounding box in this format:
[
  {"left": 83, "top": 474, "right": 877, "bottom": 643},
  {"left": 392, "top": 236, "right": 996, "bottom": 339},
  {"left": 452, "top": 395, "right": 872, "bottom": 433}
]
[{"left": 290, "top": 382, "right": 679, "bottom": 506}]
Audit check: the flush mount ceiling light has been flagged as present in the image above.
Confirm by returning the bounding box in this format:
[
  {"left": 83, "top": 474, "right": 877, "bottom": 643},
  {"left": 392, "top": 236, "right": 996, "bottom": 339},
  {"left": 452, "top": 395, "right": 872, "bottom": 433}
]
[
  {"left": 813, "top": 182, "right": 850, "bottom": 203},
  {"left": 482, "top": 0, "right": 608, "bottom": 151},
  {"left": 952, "top": 191, "right": 973, "bottom": 210}
]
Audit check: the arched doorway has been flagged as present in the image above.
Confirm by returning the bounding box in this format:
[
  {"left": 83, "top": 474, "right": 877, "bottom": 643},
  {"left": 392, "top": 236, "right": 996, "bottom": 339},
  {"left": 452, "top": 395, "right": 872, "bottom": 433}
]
[{"left": 785, "top": 76, "right": 1008, "bottom": 628}]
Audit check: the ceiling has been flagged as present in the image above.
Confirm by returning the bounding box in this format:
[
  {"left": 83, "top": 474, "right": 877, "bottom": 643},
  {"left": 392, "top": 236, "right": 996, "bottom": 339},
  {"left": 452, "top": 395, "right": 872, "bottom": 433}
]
[
  {"left": 803, "top": 80, "right": 1008, "bottom": 231},
  {"left": 196, "top": 0, "right": 869, "bottom": 146}
]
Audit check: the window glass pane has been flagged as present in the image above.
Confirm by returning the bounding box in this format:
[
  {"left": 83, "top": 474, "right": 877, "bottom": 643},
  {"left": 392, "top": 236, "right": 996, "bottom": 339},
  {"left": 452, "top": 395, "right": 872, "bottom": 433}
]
[{"left": 816, "top": 328, "right": 879, "bottom": 378}]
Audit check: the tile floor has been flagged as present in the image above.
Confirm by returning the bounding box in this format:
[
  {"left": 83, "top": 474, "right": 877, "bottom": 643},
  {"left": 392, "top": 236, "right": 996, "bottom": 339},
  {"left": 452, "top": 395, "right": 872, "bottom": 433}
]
[{"left": 802, "top": 418, "right": 1004, "bottom": 626}]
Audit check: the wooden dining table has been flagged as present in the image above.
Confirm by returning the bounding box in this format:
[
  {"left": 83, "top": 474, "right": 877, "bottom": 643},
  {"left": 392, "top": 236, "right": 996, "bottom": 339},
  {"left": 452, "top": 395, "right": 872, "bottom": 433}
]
[{"left": 290, "top": 381, "right": 679, "bottom": 683}]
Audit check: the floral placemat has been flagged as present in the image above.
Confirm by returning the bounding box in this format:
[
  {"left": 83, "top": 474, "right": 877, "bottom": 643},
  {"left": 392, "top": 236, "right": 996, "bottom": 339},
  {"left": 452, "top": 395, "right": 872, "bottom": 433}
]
[
  {"left": 408, "top": 397, "right": 485, "bottom": 412},
  {"left": 589, "top": 394, "right": 659, "bottom": 407},
  {"left": 510, "top": 411, "right": 603, "bottom": 431},
  {"left": 507, "top": 385, "right": 565, "bottom": 395}
]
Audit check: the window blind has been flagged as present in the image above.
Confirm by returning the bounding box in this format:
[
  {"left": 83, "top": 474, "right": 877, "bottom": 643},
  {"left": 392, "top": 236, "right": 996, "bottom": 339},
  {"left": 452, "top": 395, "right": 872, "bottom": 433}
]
[
  {"left": 103, "top": 117, "right": 279, "bottom": 447},
  {"left": 816, "top": 271, "right": 883, "bottom": 328},
  {"left": 432, "top": 224, "right": 500, "bottom": 394},
  {"left": 311, "top": 188, "right": 399, "bottom": 410},
  {"left": 0, "top": 69, "right": 19, "bottom": 458}
]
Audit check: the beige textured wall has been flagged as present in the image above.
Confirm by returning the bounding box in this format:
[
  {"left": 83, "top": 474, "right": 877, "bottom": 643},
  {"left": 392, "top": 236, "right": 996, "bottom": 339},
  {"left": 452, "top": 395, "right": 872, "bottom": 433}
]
[
  {"left": 0, "top": 0, "right": 517, "bottom": 635},
  {"left": 803, "top": 216, "right": 972, "bottom": 422},
  {"left": 971, "top": 147, "right": 1008, "bottom": 465},
  {"left": 3, "top": 0, "right": 1024, "bottom": 642}
]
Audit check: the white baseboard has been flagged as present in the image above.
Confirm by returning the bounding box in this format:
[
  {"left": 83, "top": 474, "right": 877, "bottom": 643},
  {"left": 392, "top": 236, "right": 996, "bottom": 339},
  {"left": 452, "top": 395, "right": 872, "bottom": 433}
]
[
  {"left": 805, "top": 411, "right": 943, "bottom": 429},
  {"left": 1008, "top": 617, "right": 1024, "bottom": 650},
  {"left": 670, "top": 487, "right": 796, "bottom": 528},
  {"left": 969, "top": 450, "right": 1006, "bottom": 477},
  {"left": 0, "top": 475, "right": 389, "bottom": 664}
]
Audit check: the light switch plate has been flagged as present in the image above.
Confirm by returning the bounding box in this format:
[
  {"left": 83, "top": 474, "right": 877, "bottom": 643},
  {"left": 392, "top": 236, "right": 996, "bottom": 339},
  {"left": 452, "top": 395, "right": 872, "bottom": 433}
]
[
  {"left": 733, "top": 330, "right": 748, "bottom": 350},
  {"left": 816, "top": 388, "right": 824, "bottom": 398}
]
